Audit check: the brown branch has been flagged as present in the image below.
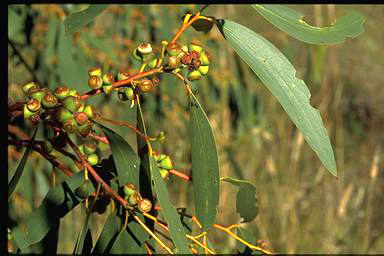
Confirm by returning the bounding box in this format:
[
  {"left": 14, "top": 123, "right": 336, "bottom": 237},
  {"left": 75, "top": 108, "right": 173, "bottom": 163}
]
[
  {"left": 8, "top": 124, "right": 30, "bottom": 140},
  {"left": 87, "top": 132, "right": 109, "bottom": 144},
  {"left": 95, "top": 116, "right": 149, "bottom": 141}
]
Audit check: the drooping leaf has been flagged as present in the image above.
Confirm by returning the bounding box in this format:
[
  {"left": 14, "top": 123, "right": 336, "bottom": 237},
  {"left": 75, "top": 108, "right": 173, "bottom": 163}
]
[
  {"left": 221, "top": 177, "right": 258, "bottom": 223},
  {"left": 73, "top": 206, "right": 94, "bottom": 255},
  {"left": 92, "top": 213, "right": 121, "bottom": 254},
  {"left": 217, "top": 19, "right": 337, "bottom": 176},
  {"left": 64, "top": 5, "right": 109, "bottom": 35},
  {"left": 8, "top": 127, "right": 38, "bottom": 202},
  {"left": 11, "top": 171, "right": 90, "bottom": 250},
  {"left": 149, "top": 156, "right": 190, "bottom": 253},
  {"left": 189, "top": 93, "right": 220, "bottom": 229},
  {"left": 101, "top": 124, "right": 141, "bottom": 188},
  {"left": 253, "top": 5, "right": 365, "bottom": 44}
]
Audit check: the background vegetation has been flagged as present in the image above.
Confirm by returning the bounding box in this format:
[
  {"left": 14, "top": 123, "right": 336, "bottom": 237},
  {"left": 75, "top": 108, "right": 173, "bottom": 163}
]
[{"left": 8, "top": 4, "right": 384, "bottom": 253}]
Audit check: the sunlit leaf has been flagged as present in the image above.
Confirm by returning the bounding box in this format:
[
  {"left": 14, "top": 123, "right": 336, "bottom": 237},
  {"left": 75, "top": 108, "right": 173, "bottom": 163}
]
[
  {"left": 64, "top": 5, "right": 109, "bottom": 35},
  {"left": 253, "top": 4, "right": 365, "bottom": 44},
  {"left": 189, "top": 93, "right": 220, "bottom": 229},
  {"left": 221, "top": 177, "right": 258, "bottom": 223},
  {"left": 217, "top": 19, "right": 337, "bottom": 176}
]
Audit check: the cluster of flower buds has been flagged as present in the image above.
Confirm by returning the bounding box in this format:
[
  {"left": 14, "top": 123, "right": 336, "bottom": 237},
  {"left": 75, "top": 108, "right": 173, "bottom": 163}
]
[
  {"left": 123, "top": 183, "right": 152, "bottom": 213},
  {"left": 87, "top": 66, "right": 116, "bottom": 95},
  {"left": 153, "top": 152, "right": 174, "bottom": 179},
  {"left": 78, "top": 142, "right": 100, "bottom": 165}
]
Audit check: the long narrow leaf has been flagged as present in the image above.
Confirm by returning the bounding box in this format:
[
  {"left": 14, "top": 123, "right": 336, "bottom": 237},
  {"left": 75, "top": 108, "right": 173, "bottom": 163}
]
[
  {"left": 64, "top": 5, "right": 108, "bottom": 35},
  {"left": 253, "top": 5, "right": 365, "bottom": 44},
  {"left": 217, "top": 19, "right": 337, "bottom": 176},
  {"left": 8, "top": 127, "right": 38, "bottom": 201}
]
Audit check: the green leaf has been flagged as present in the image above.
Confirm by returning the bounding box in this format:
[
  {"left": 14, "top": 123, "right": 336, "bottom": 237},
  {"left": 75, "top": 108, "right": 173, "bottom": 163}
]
[
  {"left": 101, "top": 125, "right": 141, "bottom": 188},
  {"left": 64, "top": 5, "right": 109, "bottom": 35},
  {"left": 92, "top": 214, "right": 121, "bottom": 254},
  {"left": 8, "top": 127, "right": 38, "bottom": 201},
  {"left": 217, "top": 19, "right": 337, "bottom": 176},
  {"left": 149, "top": 156, "right": 190, "bottom": 253},
  {"left": 236, "top": 227, "right": 259, "bottom": 254},
  {"left": 11, "top": 171, "right": 89, "bottom": 250},
  {"left": 110, "top": 218, "right": 147, "bottom": 254},
  {"left": 189, "top": 93, "right": 220, "bottom": 229},
  {"left": 221, "top": 177, "right": 259, "bottom": 223},
  {"left": 253, "top": 4, "right": 365, "bottom": 44}
]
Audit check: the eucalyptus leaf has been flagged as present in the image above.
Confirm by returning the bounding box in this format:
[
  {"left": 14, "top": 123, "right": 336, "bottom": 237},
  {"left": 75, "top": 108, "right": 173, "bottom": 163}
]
[
  {"left": 222, "top": 177, "right": 259, "bottom": 223},
  {"left": 64, "top": 5, "right": 109, "bottom": 35},
  {"left": 236, "top": 227, "right": 259, "bottom": 254},
  {"left": 253, "top": 4, "right": 365, "bottom": 44},
  {"left": 217, "top": 19, "right": 337, "bottom": 176},
  {"left": 189, "top": 93, "right": 220, "bottom": 229}
]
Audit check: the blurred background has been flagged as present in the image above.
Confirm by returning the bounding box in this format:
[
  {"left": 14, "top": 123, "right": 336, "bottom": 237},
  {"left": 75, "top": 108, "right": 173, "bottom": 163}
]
[{"left": 8, "top": 4, "right": 384, "bottom": 254}]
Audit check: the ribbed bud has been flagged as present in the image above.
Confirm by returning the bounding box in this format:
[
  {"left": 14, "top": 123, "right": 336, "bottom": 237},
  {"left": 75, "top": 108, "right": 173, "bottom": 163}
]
[
  {"left": 68, "top": 89, "right": 79, "bottom": 97},
  {"left": 199, "top": 65, "right": 209, "bottom": 75},
  {"left": 87, "top": 153, "right": 99, "bottom": 165},
  {"left": 159, "top": 156, "right": 173, "bottom": 170},
  {"left": 84, "top": 142, "right": 97, "bottom": 154},
  {"left": 23, "top": 104, "right": 35, "bottom": 119},
  {"left": 88, "top": 75, "right": 103, "bottom": 89},
  {"left": 124, "top": 183, "right": 137, "bottom": 197},
  {"left": 28, "top": 88, "right": 46, "bottom": 102},
  {"left": 30, "top": 113, "right": 41, "bottom": 124},
  {"left": 62, "top": 96, "right": 80, "bottom": 113},
  {"left": 42, "top": 140, "right": 53, "bottom": 154},
  {"left": 199, "top": 51, "right": 210, "bottom": 66},
  {"left": 42, "top": 93, "right": 59, "bottom": 109},
  {"left": 190, "top": 50, "right": 200, "bottom": 60},
  {"left": 167, "top": 43, "right": 182, "bottom": 57},
  {"left": 63, "top": 118, "right": 78, "bottom": 134},
  {"left": 22, "top": 81, "right": 38, "bottom": 94},
  {"left": 138, "top": 199, "right": 152, "bottom": 213},
  {"left": 167, "top": 56, "right": 180, "bottom": 69},
  {"left": 128, "top": 191, "right": 142, "bottom": 206},
  {"left": 74, "top": 112, "right": 88, "bottom": 125},
  {"left": 77, "top": 103, "right": 85, "bottom": 112},
  {"left": 26, "top": 98, "right": 41, "bottom": 112},
  {"left": 102, "top": 73, "right": 115, "bottom": 85},
  {"left": 88, "top": 66, "right": 102, "bottom": 77},
  {"left": 54, "top": 86, "right": 70, "bottom": 100},
  {"left": 56, "top": 107, "right": 73, "bottom": 122},
  {"left": 102, "top": 85, "right": 113, "bottom": 95},
  {"left": 187, "top": 70, "right": 202, "bottom": 81},
  {"left": 83, "top": 105, "right": 96, "bottom": 119},
  {"left": 139, "top": 79, "right": 154, "bottom": 93},
  {"left": 189, "top": 44, "right": 203, "bottom": 53},
  {"left": 78, "top": 121, "right": 92, "bottom": 136},
  {"left": 137, "top": 43, "right": 152, "bottom": 55},
  {"left": 132, "top": 47, "right": 143, "bottom": 61},
  {"left": 117, "top": 70, "right": 130, "bottom": 81},
  {"left": 181, "top": 53, "right": 193, "bottom": 65}
]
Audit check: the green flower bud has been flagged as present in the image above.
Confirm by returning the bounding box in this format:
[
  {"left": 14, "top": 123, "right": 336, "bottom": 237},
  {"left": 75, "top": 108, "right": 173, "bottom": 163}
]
[
  {"left": 181, "top": 45, "right": 188, "bottom": 53},
  {"left": 102, "top": 73, "right": 115, "bottom": 85},
  {"left": 83, "top": 105, "right": 96, "bottom": 119},
  {"left": 159, "top": 168, "right": 169, "bottom": 179},
  {"left": 28, "top": 88, "right": 46, "bottom": 102},
  {"left": 189, "top": 43, "right": 203, "bottom": 53},
  {"left": 29, "top": 113, "right": 41, "bottom": 125},
  {"left": 68, "top": 89, "right": 79, "bottom": 97},
  {"left": 139, "top": 79, "right": 154, "bottom": 93},
  {"left": 26, "top": 98, "right": 41, "bottom": 112},
  {"left": 54, "top": 86, "right": 70, "bottom": 100},
  {"left": 62, "top": 96, "right": 80, "bottom": 113},
  {"left": 132, "top": 47, "right": 143, "bottom": 61},
  {"left": 88, "top": 75, "right": 103, "bottom": 89},
  {"left": 84, "top": 142, "right": 97, "bottom": 154},
  {"left": 154, "top": 153, "right": 167, "bottom": 162},
  {"left": 63, "top": 118, "right": 78, "bottom": 134},
  {"left": 187, "top": 70, "right": 202, "bottom": 81},
  {"left": 199, "top": 51, "right": 210, "bottom": 66},
  {"left": 167, "top": 56, "right": 180, "bottom": 69},
  {"left": 159, "top": 156, "right": 173, "bottom": 170},
  {"left": 199, "top": 65, "right": 209, "bottom": 75},
  {"left": 128, "top": 191, "right": 142, "bottom": 206},
  {"left": 167, "top": 43, "right": 182, "bottom": 57},
  {"left": 42, "top": 93, "right": 59, "bottom": 109},
  {"left": 137, "top": 43, "right": 152, "bottom": 55},
  {"left": 22, "top": 81, "right": 38, "bottom": 94},
  {"left": 156, "top": 131, "right": 166, "bottom": 143},
  {"left": 148, "top": 58, "right": 158, "bottom": 69},
  {"left": 87, "top": 153, "right": 99, "bottom": 165},
  {"left": 74, "top": 112, "right": 88, "bottom": 125},
  {"left": 56, "top": 107, "right": 73, "bottom": 122},
  {"left": 117, "top": 70, "right": 130, "bottom": 81},
  {"left": 124, "top": 183, "right": 137, "bottom": 197},
  {"left": 102, "top": 85, "right": 113, "bottom": 95},
  {"left": 78, "top": 144, "right": 85, "bottom": 155},
  {"left": 88, "top": 66, "right": 102, "bottom": 77},
  {"left": 78, "top": 121, "right": 92, "bottom": 136},
  {"left": 77, "top": 103, "right": 85, "bottom": 112},
  {"left": 75, "top": 182, "right": 92, "bottom": 199},
  {"left": 138, "top": 199, "right": 152, "bottom": 213},
  {"left": 42, "top": 140, "right": 53, "bottom": 154},
  {"left": 23, "top": 103, "right": 35, "bottom": 119},
  {"left": 125, "top": 87, "right": 135, "bottom": 100}
]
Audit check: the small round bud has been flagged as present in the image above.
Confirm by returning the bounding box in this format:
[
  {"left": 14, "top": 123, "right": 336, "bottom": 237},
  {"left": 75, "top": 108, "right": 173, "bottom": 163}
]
[
  {"left": 187, "top": 70, "right": 202, "bottom": 81},
  {"left": 124, "top": 183, "right": 137, "bottom": 197},
  {"left": 88, "top": 75, "right": 103, "bottom": 89},
  {"left": 181, "top": 53, "right": 193, "bottom": 65},
  {"left": 63, "top": 118, "right": 78, "bottom": 134},
  {"left": 56, "top": 107, "right": 73, "bottom": 122},
  {"left": 137, "top": 43, "right": 152, "bottom": 55},
  {"left": 30, "top": 113, "right": 41, "bottom": 125},
  {"left": 167, "top": 56, "right": 180, "bottom": 69},
  {"left": 75, "top": 182, "right": 92, "bottom": 199},
  {"left": 28, "top": 88, "right": 46, "bottom": 102},
  {"left": 148, "top": 58, "right": 158, "bottom": 69},
  {"left": 189, "top": 44, "right": 203, "bottom": 53},
  {"left": 125, "top": 87, "right": 135, "bottom": 100},
  {"left": 68, "top": 89, "right": 79, "bottom": 97},
  {"left": 54, "top": 86, "right": 70, "bottom": 100},
  {"left": 167, "top": 43, "right": 181, "bottom": 57},
  {"left": 84, "top": 142, "right": 97, "bottom": 155},
  {"left": 62, "top": 96, "right": 80, "bottom": 113},
  {"left": 139, "top": 79, "right": 154, "bottom": 93},
  {"left": 102, "top": 85, "right": 113, "bottom": 95},
  {"left": 190, "top": 50, "right": 200, "bottom": 60},
  {"left": 74, "top": 112, "right": 88, "bottom": 125},
  {"left": 192, "top": 58, "right": 201, "bottom": 69},
  {"left": 42, "top": 93, "right": 59, "bottom": 109},
  {"left": 23, "top": 104, "right": 35, "bottom": 119},
  {"left": 117, "top": 70, "right": 130, "bottom": 81},
  {"left": 151, "top": 76, "right": 160, "bottom": 87},
  {"left": 78, "top": 121, "right": 92, "bottom": 136},
  {"left": 102, "top": 73, "right": 115, "bottom": 85},
  {"left": 138, "top": 199, "right": 152, "bottom": 213},
  {"left": 156, "top": 131, "right": 166, "bottom": 143},
  {"left": 22, "top": 81, "right": 38, "bottom": 94},
  {"left": 199, "top": 65, "right": 209, "bottom": 75},
  {"left": 128, "top": 191, "right": 142, "bottom": 206},
  {"left": 87, "top": 153, "right": 99, "bottom": 165},
  {"left": 83, "top": 105, "right": 96, "bottom": 119},
  {"left": 159, "top": 156, "right": 173, "bottom": 170},
  {"left": 42, "top": 140, "right": 53, "bottom": 154},
  {"left": 199, "top": 51, "right": 210, "bottom": 66},
  {"left": 88, "top": 66, "right": 102, "bottom": 77},
  {"left": 26, "top": 98, "right": 41, "bottom": 112}
]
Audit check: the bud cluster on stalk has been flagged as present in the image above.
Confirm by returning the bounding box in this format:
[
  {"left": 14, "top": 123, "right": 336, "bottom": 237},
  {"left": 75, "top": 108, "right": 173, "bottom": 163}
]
[
  {"left": 153, "top": 152, "right": 174, "bottom": 179},
  {"left": 123, "top": 183, "right": 152, "bottom": 213},
  {"left": 78, "top": 142, "right": 100, "bottom": 166}
]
